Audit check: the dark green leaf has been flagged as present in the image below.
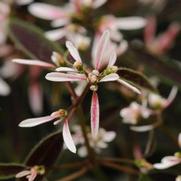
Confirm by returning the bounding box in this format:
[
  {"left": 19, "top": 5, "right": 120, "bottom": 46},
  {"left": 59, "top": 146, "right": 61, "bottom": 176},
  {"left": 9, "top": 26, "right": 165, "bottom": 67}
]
[
  {"left": 0, "top": 163, "right": 25, "bottom": 180},
  {"left": 8, "top": 18, "right": 62, "bottom": 61},
  {"left": 25, "top": 131, "right": 63, "bottom": 169},
  {"left": 117, "top": 68, "right": 156, "bottom": 92}
]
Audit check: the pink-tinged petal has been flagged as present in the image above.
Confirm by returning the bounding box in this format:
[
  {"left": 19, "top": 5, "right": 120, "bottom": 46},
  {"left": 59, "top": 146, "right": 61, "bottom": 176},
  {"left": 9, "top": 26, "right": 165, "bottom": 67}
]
[
  {"left": 18, "top": 115, "right": 55, "bottom": 127},
  {"left": 12, "top": 59, "right": 54, "bottom": 68},
  {"left": 29, "top": 81, "right": 43, "bottom": 114},
  {"left": 108, "top": 50, "right": 117, "bottom": 67},
  {"left": 117, "top": 79, "right": 141, "bottom": 94},
  {"left": 103, "top": 131, "right": 116, "bottom": 142},
  {"left": 56, "top": 67, "right": 77, "bottom": 72},
  {"left": 45, "top": 29, "right": 66, "bottom": 41},
  {"left": 63, "top": 120, "right": 76, "bottom": 153},
  {"left": 178, "top": 133, "right": 181, "bottom": 148},
  {"left": 94, "top": 30, "right": 110, "bottom": 70},
  {"left": 165, "top": 86, "right": 178, "bottom": 107},
  {"left": 45, "top": 72, "right": 86, "bottom": 82},
  {"left": 93, "top": 0, "right": 107, "bottom": 8},
  {"left": 144, "top": 17, "right": 156, "bottom": 45},
  {"left": 66, "top": 41, "right": 82, "bottom": 63},
  {"left": 28, "top": 170, "right": 37, "bottom": 181},
  {"left": 28, "top": 3, "right": 68, "bottom": 20},
  {"left": 156, "top": 23, "right": 180, "bottom": 54},
  {"left": 0, "top": 77, "right": 10, "bottom": 96},
  {"left": 116, "top": 40, "right": 128, "bottom": 56},
  {"left": 16, "top": 170, "right": 31, "bottom": 178},
  {"left": 154, "top": 156, "right": 181, "bottom": 169},
  {"left": 51, "top": 19, "right": 70, "bottom": 27},
  {"left": 100, "top": 73, "right": 119, "bottom": 82},
  {"left": 116, "top": 17, "right": 146, "bottom": 30},
  {"left": 91, "top": 92, "right": 100, "bottom": 138}
]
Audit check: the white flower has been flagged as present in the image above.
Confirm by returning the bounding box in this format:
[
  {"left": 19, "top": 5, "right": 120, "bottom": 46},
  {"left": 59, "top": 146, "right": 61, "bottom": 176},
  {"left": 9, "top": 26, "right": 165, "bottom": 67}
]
[
  {"left": 72, "top": 126, "right": 116, "bottom": 157},
  {"left": 120, "top": 102, "right": 151, "bottom": 125}
]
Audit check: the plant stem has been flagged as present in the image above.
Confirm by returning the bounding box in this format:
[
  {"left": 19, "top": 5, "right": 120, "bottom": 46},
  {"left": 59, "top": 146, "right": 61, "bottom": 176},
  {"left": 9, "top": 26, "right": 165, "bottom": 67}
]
[{"left": 57, "top": 167, "right": 89, "bottom": 181}]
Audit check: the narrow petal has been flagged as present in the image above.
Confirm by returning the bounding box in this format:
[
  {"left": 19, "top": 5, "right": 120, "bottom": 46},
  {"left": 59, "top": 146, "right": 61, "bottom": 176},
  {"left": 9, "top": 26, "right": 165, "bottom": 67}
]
[
  {"left": 117, "top": 79, "right": 141, "bottom": 94},
  {"left": 91, "top": 92, "right": 100, "bottom": 138},
  {"left": 51, "top": 18, "right": 70, "bottom": 27},
  {"left": 108, "top": 50, "right": 117, "bottom": 67},
  {"left": 165, "top": 86, "right": 178, "bottom": 107},
  {"left": 116, "top": 17, "right": 146, "bottom": 30},
  {"left": 56, "top": 67, "right": 77, "bottom": 72},
  {"left": 16, "top": 0, "right": 33, "bottom": 5},
  {"left": 178, "top": 133, "right": 181, "bottom": 148},
  {"left": 154, "top": 156, "right": 181, "bottom": 169},
  {"left": 45, "top": 72, "right": 86, "bottom": 82},
  {"left": 19, "top": 115, "right": 55, "bottom": 127},
  {"left": 63, "top": 120, "right": 76, "bottom": 153},
  {"left": 130, "top": 125, "right": 154, "bottom": 132},
  {"left": 28, "top": 81, "right": 43, "bottom": 114},
  {"left": 12, "top": 59, "right": 54, "bottom": 68},
  {"left": 144, "top": 17, "right": 156, "bottom": 45},
  {"left": 94, "top": 30, "right": 110, "bottom": 70},
  {"left": 66, "top": 41, "right": 82, "bottom": 63},
  {"left": 45, "top": 29, "right": 66, "bottom": 41},
  {"left": 28, "top": 3, "right": 67, "bottom": 20},
  {"left": 93, "top": 0, "right": 107, "bottom": 8},
  {"left": 0, "top": 77, "right": 10, "bottom": 96},
  {"left": 16, "top": 170, "right": 31, "bottom": 178},
  {"left": 100, "top": 73, "right": 119, "bottom": 82}
]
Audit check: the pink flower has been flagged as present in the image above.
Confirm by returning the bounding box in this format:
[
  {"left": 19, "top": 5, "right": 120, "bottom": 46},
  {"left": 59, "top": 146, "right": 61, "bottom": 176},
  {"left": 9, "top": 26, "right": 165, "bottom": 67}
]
[
  {"left": 144, "top": 17, "right": 180, "bottom": 55},
  {"left": 16, "top": 165, "right": 45, "bottom": 181},
  {"left": 95, "top": 15, "right": 146, "bottom": 55},
  {"left": 46, "top": 30, "right": 141, "bottom": 138}
]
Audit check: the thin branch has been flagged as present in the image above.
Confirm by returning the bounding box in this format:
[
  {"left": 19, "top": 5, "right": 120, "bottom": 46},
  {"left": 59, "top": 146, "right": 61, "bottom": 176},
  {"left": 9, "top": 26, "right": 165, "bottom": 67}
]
[
  {"left": 57, "top": 167, "right": 88, "bottom": 181},
  {"left": 99, "top": 160, "right": 139, "bottom": 175}
]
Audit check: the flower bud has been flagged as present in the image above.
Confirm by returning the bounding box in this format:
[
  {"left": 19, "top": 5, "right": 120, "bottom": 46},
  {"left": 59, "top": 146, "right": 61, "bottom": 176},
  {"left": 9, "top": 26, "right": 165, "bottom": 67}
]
[{"left": 90, "top": 85, "right": 98, "bottom": 91}]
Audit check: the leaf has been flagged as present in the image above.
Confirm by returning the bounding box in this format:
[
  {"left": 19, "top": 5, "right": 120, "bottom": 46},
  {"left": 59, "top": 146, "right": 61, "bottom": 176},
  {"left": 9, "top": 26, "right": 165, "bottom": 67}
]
[
  {"left": 117, "top": 68, "right": 156, "bottom": 92},
  {"left": 0, "top": 163, "right": 26, "bottom": 180},
  {"left": 25, "top": 131, "right": 63, "bottom": 169},
  {"left": 8, "top": 18, "right": 62, "bottom": 61},
  {"left": 127, "top": 44, "right": 181, "bottom": 88}
]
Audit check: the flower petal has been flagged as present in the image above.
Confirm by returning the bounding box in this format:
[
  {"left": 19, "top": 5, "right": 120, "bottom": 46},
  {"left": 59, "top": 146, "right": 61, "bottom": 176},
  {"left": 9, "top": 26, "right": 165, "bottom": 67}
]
[
  {"left": 63, "top": 120, "right": 76, "bottom": 153},
  {"left": 51, "top": 19, "right": 70, "bottom": 27},
  {"left": 130, "top": 125, "right": 154, "bottom": 132},
  {"left": 16, "top": 170, "right": 31, "bottom": 178},
  {"left": 117, "top": 79, "right": 141, "bottom": 94},
  {"left": 16, "top": 0, "right": 33, "bottom": 5},
  {"left": 100, "top": 73, "right": 119, "bottom": 82},
  {"left": 94, "top": 30, "right": 110, "bottom": 70},
  {"left": 56, "top": 67, "right": 77, "bottom": 72},
  {"left": 93, "top": 0, "right": 107, "bottom": 8},
  {"left": 12, "top": 59, "right": 54, "bottom": 68},
  {"left": 45, "top": 29, "right": 66, "bottom": 41},
  {"left": 91, "top": 92, "right": 100, "bottom": 138},
  {"left": 45, "top": 72, "right": 86, "bottom": 82},
  {"left": 28, "top": 81, "right": 43, "bottom": 114},
  {"left": 108, "top": 50, "right": 117, "bottom": 67},
  {"left": 66, "top": 41, "right": 82, "bottom": 63},
  {"left": 116, "top": 17, "right": 146, "bottom": 30},
  {"left": 28, "top": 3, "right": 67, "bottom": 20},
  {"left": 0, "top": 77, "right": 10, "bottom": 96},
  {"left": 165, "top": 86, "right": 178, "bottom": 108},
  {"left": 19, "top": 115, "right": 55, "bottom": 127},
  {"left": 154, "top": 156, "right": 181, "bottom": 169}
]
